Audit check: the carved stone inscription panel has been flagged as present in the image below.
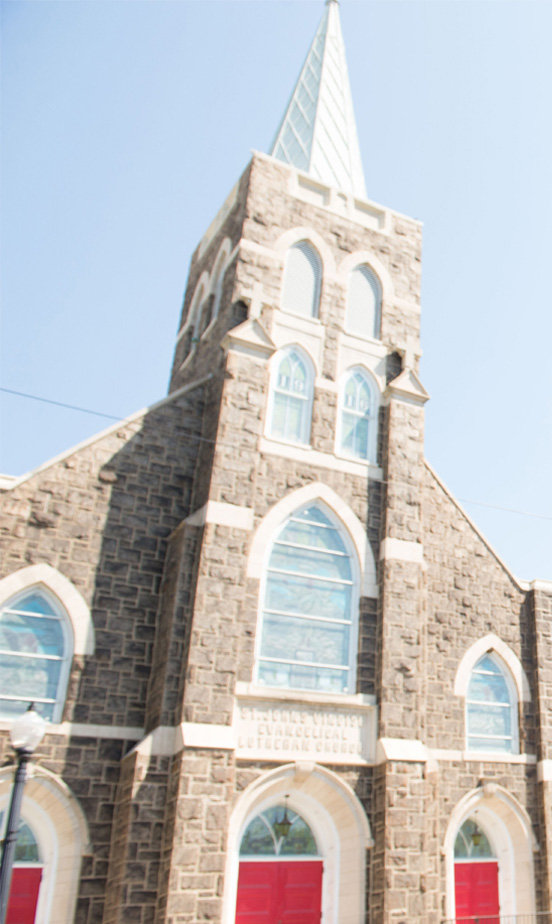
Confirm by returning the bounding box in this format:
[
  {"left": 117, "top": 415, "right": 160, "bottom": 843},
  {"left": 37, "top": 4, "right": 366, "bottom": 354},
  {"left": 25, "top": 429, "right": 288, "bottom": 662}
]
[{"left": 234, "top": 694, "right": 376, "bottom": 765}]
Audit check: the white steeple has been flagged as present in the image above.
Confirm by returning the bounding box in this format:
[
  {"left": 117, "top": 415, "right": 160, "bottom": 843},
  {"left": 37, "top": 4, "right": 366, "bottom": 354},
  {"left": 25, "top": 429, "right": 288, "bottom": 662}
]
[{"left": 269, "top": 0, "right": 367, "bottom": 199}]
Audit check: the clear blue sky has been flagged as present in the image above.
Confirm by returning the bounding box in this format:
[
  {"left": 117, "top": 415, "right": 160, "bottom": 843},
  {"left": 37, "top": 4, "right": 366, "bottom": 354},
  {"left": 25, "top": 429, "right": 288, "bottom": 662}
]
[{"left": 2, "top": 0, "right": 552, "bottom": 582}]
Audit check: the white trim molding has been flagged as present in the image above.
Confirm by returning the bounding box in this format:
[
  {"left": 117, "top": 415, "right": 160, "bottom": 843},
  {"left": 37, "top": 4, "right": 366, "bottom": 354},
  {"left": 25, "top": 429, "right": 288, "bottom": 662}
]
[
  {"left": 0, "top": 564, "right": 95, "bottom": 656},
  {"left": 380, "top": 538, "right": 424, "bottom": 564},
  {"left": 185, "top": 501, "right": 254, "bottom": 531},
  {"left": 0, "top": 765, "right": 91, "bottom": 924},
  {"left": 246, "top": 481, "right": 377, "bottom": 598},
  {"left": 453, "top": 634, "right": 531, "bottom": 702},
  {"left": 221, "top": 762, "right": 372, "bottom": 924},
  {"left": 273, "top": 226, "right": 337, "bottom": 278},
  {"left": 376, "top": 737, "right": 428, "bottom": 764},
  {"left": 443, "top": 784, "right": 537, "bottom": 920}
]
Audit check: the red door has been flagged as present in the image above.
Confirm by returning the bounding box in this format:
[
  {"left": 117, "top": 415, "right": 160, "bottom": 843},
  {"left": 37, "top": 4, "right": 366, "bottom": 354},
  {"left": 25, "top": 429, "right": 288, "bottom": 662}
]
[
  {"left": 6, "top": 868, "right": 42, "bottom": 924},
  {"left": 236, "top": 861, "right": 323, "bottom": 924},
  {"left": 455, "top": 861, "right": 499, "bottom": 923}
]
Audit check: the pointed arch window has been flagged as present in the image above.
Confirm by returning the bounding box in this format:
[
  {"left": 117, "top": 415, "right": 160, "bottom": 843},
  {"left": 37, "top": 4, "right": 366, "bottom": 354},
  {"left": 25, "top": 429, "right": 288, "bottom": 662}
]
[
  {"left": 256, "top": 503, "right": 357, "bottom": 694},
  {"left": 282, "top": 241, "right": 322, "bottom": 318},
  {"left": 338, "top": 367, "right": 378, "bottom": 462},
  {"left": 268, "top": 348, "right": 314, "bottom": 445},
  {"left": 346, "top": 265, "right": 381, "bottom": 340},
  {"left": 0, "top": 589, "right": 72, "bottom": 722},
  {"left": 466, "top": 653, "right": 518, "bottom": 753},
  {"left": 240, "top": 805, "right": 319, "bottom": 857}
]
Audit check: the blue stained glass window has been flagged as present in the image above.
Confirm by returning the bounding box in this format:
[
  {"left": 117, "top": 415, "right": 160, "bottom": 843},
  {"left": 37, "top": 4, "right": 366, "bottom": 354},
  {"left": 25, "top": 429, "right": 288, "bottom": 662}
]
[
  {"left": 270, "top": 350, "right": 313, "bottom": 445},
  {"left": 0, "top": 590, "right": 69, "bottom": 722},
  {"left": 240, "top": 806, "right": 319, "bottom": 857},
  {"left": 340, "top": 369, "right": 376, "bottom": 461},
  {"left": 466, "top": 654, "right": 517, "bottom": 753},
  {"left": 258, "top": 504, "right": 356, "bottom": 694}
]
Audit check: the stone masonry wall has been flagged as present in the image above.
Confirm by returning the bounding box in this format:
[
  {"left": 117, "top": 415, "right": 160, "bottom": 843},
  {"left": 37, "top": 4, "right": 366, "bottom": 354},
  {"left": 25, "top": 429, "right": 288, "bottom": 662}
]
[{"left": 0, "top": 386, "right": 207, "bottom": 924}]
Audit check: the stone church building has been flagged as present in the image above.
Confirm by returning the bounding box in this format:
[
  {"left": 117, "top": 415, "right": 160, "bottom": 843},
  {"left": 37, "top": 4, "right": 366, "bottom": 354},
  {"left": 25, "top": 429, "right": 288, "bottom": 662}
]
[{"left": 1, "top": 2, "right": 552, "bottom": 922}]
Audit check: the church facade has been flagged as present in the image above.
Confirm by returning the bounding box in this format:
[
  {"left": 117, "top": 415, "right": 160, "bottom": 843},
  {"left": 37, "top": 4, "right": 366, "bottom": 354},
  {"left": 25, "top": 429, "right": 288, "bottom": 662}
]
[{"left": 1, "top": 3, "right": 552, "bottom": 923}]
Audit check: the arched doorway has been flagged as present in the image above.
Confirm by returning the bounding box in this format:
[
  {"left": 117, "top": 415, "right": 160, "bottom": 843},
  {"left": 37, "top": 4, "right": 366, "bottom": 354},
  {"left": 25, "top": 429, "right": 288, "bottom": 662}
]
[
  {"left": 236, "top": 804, "right": 323, "bottom": 924},
  {"left": 454, "top": 818, "right": 499, "bottom": 922},
  {"left": 0, "top": 817, "right": 43, "bottom": 924}
]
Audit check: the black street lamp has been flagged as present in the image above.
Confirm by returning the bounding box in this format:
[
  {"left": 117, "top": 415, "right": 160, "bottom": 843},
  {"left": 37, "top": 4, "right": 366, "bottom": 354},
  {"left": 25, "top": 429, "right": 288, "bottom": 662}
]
[{"left": 0, "top": 705, "right": 46, "bottom": 924}]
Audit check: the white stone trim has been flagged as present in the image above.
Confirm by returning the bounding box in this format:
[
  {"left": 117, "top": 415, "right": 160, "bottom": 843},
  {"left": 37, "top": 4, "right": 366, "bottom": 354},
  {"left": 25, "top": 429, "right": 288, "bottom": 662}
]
[
  {"left": 246, "top": 481, "right": 377, "bottom": 598},
  {"left": 431, "top": 747, "right": 537, "bottom": 765},
  {"left": 537, "top": 759, "right": 552, "bottom": 782},
  {"left": 259, "top": 436, "right": 384, "bottom": 483},
  {"left": 1, "top": 376, "right": 213, "bottom": 490},
  {"left": 272, "top": 226, "right": 337, "bottom": 278},
  {"left": 185, "top": 501, "right": 254, "bottom": 531},
  {"left": 443, "top": 785, "right": 537, "bottom": 919},
  {"left": 453, "top": 634, "right": 531, "bottom": 702},
  {"left": 337, "top": 250, "right": 395, "bottom": 306},
  {"left": 0, "top": 765, "right": 90, "bottom": 924},
  {"left": 235, "top": 682, "right": 376, "bottom": 708},
  {"left": 0, "top": 720, "right": 143, "bottom": 740},
  {"left": 221, "top": 762, "right": 372, "bottom": 924},
  {"left": 376, "top": 737, "right": 428, "bottom": 764},
  {"left": 379, "top": 538, "right": 424, "bottom": 564},
  {"left": 530, "top": 579, "right": 552, "bottom": 592},
  {"left": 0, "top": 564, "right": 95, "bottom": 656}
]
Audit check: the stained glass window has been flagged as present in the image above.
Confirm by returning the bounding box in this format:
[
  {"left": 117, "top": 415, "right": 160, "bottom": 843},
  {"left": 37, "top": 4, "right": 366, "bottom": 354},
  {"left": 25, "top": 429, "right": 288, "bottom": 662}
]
[
  {"left": 340, "top": 369, "right": 376, "bottom": 461},
  {"left": 0, "top": 590, "right": 70, "bottom": 722},
  {"left": 0, "top": 814, "right": 40, "bottom": 863},
  {"left": 454, "top": 819, "right": 495, "bottom": 860},
  {"left": 466, "top": 654, "right": 516, "bottom": 753},
  {"left": 257, "top": 504, "right": 356, "bottom": 693},
  {"left": 282, "top": 242, "right": 321, "bottom": 318},
  {"left": 240, "top": 806, "right": 319, "bottom": 857},
  {"left": 346, "top": 266, "right": 381, "bottom": 340},
  {"left": 269, "top": 349, "right": 313, "bottom": 445}
]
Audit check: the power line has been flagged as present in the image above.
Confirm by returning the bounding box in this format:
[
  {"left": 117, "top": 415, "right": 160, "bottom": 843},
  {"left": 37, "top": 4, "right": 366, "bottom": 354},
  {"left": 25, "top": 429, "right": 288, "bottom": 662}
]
[
  {"left": 2, "top": 385, "right": 552, "bottom": 524},
  {"left": 0, "top": 387, "right": 123, "bottom": 422}
]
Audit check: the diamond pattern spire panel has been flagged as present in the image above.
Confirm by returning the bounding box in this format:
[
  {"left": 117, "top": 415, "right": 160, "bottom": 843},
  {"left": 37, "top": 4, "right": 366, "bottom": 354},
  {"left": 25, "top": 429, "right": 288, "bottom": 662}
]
[{"left": 269, "top": 0, "right": 366, "bottom": 199}]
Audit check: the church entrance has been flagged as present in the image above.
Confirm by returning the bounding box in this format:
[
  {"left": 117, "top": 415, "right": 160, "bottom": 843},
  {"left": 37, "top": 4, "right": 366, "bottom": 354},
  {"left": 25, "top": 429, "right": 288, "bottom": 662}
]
[
  {"left": 454, "top": 819, "right": 500, "bottom": 923},
  {"left": 235, "top": 804, "right": 323, "bottom": 924},
  {"left": 1, "top": 819, "right": 43, "bottom": 924}
]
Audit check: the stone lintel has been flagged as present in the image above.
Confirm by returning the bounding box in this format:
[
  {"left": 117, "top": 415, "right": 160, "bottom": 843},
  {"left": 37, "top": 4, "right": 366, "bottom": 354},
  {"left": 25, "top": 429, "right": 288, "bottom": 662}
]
[
  {"left": 185, "top": 500, "right": 254, "bottom": 531},
  {"left": 380, "top": 537, "right": 424, "bottom": 563}
]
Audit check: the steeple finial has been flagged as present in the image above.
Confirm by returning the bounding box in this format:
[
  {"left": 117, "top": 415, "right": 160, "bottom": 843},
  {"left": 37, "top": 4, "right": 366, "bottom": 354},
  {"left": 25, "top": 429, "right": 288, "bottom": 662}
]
[{"left": 269, "top": 0, "right": 366, "bottom": 198}]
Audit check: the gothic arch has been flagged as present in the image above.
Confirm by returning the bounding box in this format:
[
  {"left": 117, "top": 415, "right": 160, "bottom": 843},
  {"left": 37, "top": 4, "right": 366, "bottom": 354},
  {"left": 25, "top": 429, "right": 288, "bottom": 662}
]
[
  {"left": 0, "top": 563, "right": 94, "bottom": 656},
  {"left": 246, "top": 482, "right": 377, "bottom": 598},
  {"left": 222, "top": 762, "right": 372, "bottom": 924},
  {"left": 273, "top": 226, "right": 336, "bottom": 278},
  {"left": 337, "top": 249, "right": 394, "bottom": 303},
  {"left": 454, "top": 634, "right": 531, "bottom": 702},
  {"left": 0, "top": 764, "right": 90, "bottom": 924},
  {"left": 443, "top": 783, "right": 537, "bottom": 919}
]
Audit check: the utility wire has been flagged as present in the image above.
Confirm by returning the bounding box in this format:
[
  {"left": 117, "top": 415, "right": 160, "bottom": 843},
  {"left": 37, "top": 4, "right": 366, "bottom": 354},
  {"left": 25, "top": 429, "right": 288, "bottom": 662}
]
[{"left": 2, "top": 386, "right": 552, "bottom": 524}]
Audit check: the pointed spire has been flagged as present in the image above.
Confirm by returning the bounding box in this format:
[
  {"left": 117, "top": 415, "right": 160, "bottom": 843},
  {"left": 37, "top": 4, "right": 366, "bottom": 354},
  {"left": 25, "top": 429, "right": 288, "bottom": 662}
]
[{"left": 269, "top": 0, "right": 367, "bottom": 199}]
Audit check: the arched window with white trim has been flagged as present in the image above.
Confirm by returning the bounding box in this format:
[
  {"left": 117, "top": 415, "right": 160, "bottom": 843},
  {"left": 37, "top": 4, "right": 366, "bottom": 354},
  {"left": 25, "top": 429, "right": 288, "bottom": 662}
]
[
  {"left": 466, "top": 653, "right": 518, "bottom": 753},
  {"left": 0, "top": 588, "right": 72, "bottom": 723},
  {"left": 267, "top": 347, "right": 314, "bottom": 445},
  {"left": 338, "top": 367, "right": 378, "bottom": 462},
  {"left": 282, "top": 241, "right": 322, "bottom": 318},
  {"left": 256, "top": 503, "right": 358, "bottom": 694},
  {"left": 346, "top": 265, "right": 381, "bottom": 339}
]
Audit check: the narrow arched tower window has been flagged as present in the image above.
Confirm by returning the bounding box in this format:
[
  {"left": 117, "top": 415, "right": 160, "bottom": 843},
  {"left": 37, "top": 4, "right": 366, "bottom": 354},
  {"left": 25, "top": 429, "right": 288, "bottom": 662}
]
[
  {"left": 282, "top": 241, "right": 322, "bottom": 318},
  {"left": 256, "top": 503, "right": 357, "bottom": 694},
  {"left": 0, "top": 589, "right": 72, "bottom": 722},
  {"left": 339, "top": 368, "right": 377, "bottom": 461},
  {"left": 268, "top": 348, "right": 313, "bottom": 445},
  {"left": 346, "top": 265, "right": 381, "bottom": 339},
  {"left": 466, "top": 653, "right": 518, "bottom": 753}
]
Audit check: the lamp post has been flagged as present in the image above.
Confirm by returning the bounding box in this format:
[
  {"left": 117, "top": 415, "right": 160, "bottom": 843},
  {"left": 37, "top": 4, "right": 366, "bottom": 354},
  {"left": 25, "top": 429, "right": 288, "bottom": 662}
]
[{"left": 0, "top": 705, "right": 46, "bottom": 924}]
